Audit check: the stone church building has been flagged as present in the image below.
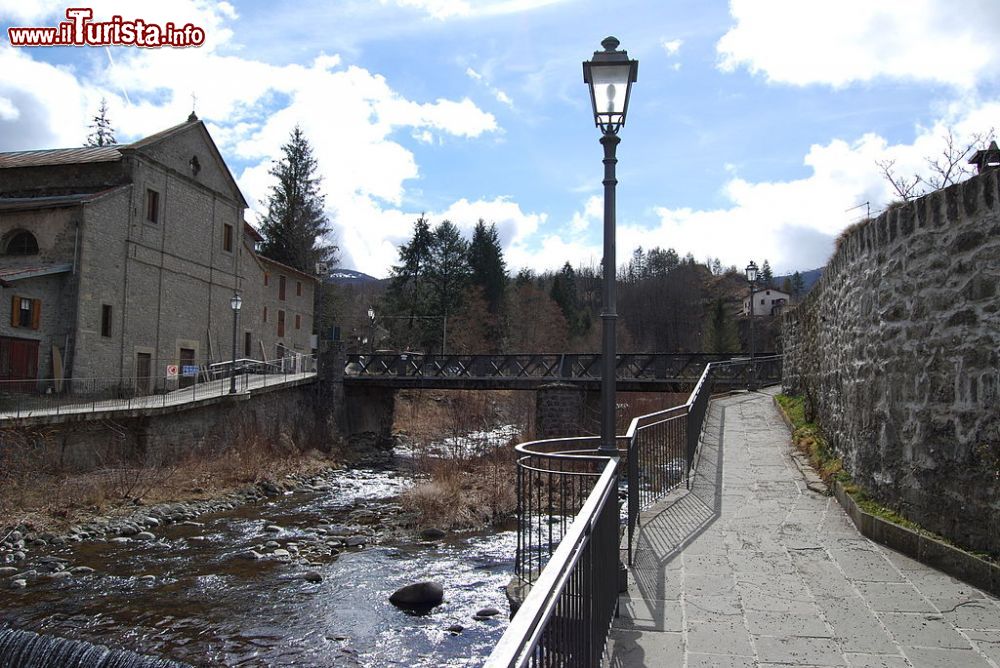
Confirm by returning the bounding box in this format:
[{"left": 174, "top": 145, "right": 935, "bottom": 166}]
[{"left": 0, "top": 115, "right": 316, "bottom": 390}]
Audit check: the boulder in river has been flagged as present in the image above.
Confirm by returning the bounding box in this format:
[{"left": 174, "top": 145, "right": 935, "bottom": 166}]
[
  {"left": 389, "top": 581, "right": 444, "bottom": 610},
  {"left": 420, "top": 528, "right": 446, "bottom": 540}
]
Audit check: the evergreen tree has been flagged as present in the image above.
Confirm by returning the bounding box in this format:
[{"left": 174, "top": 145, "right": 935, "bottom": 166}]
[
  {"left": 781, "top": 276, "right": 793, "bottom": 295},
  {"left": 514, "top": 267, "right": 535, "bottom": 287},
  {"left": 791, "top": 271, "right": 805, "bottom": 298},
  {"left": 85, "top": 98, "right": 116, "bottom": 147},
  {"left": 427, "top": 220, "right": 471, "bottom": 322},
  {"left": 702, "top": 298, "right": 739, "bottom": 353},
  {"left": 385, "top": 216, "right": 436, "bottom": 349},
  {"left": 760, "top": 259, "right": 773, "bottom": 287},
  {"left": 468, "top": 219, "right": 508, "bottom": 314},
  {"left": 550, "top": 262, "right": 588, "bottom": 338},
  {"left": 259, "top": 125, "right": 337, "bottom": 274}
]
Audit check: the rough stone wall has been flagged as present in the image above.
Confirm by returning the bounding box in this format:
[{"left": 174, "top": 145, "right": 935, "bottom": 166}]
[
  {"left": 535, "top": 383, "right": 585, "bottom": 439},
  {"left": 5, "top": 382, "right": 330, "bottom": 473},
  {"left": 782, "top": 169, "right": 1000, "bottom": 555}
]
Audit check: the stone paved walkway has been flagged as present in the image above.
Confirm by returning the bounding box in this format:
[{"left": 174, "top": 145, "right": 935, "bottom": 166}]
[{"left": 606, "top": 389, "right": 1000, "bottom": 668}]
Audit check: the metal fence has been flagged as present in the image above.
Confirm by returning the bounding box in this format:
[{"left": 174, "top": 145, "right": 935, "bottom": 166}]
[
  {"left": 488, "top": 355, "right": 782, "bottom": 667},
  {"left": 0, "top": 354, "right": 317, "bottom": 420}
]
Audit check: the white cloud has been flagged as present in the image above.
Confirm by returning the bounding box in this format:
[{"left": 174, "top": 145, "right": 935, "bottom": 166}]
[
  {"left": 380, "top": 0, "right": 566, "bottom": 20},
  {"left": 717, "top": 0, "right": 1000, "bottom": 88},
  {"left": 0, "top": 97, "right": 19, "bottom": 121},
  {"left": 661, "top": 39, "right": 682, "bottom": 56},
  {"left": 466, "top": 66, "right": 515, "bottom": 108}
]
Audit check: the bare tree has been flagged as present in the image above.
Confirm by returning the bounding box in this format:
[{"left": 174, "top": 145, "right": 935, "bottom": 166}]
[{"left": 877, "top": 127, "right": 996, "bottom": 201}]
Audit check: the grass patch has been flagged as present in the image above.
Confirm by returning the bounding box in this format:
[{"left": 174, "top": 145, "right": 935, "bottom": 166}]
[{"left": 775, "top": 394, "right": 997, "bottom": 564}]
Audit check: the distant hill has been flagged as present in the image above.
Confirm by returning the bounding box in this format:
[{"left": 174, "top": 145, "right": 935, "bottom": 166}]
[
  {"left": 774, "top": 267, "right": 824, "bottom": 295},
  {"left": 326, "top": 268, "right": 381, "bottom": 284}
]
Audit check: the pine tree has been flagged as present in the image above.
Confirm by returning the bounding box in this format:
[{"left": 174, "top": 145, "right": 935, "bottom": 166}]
[
  {"left": 702, "top": 298, "right": 739, "bottom": 353},
  {"left": 760, "top": 259, "right": 773, "bottom": 287},
  {"left": 427, "top": 220, "right": 471, "bottom": 321},
  {"left": 85, "top": 98, "right": 116, "bottom": 147},
  {"left": 259, "top": 125, "right": 337, "bottom": 274},
  {"left": 468, "top": 219, "right": 507, "bottom": 314},
  {"left": 385, "top": 216, "right": 436, "bottom": 349},
  {"left": 791, "top": 271, "right": 805, "bottom": 298}
]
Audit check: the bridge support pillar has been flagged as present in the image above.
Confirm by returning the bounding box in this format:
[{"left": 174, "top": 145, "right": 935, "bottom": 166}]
[{"left": 535, "top": 383, "right": 586, "bottom": 440}]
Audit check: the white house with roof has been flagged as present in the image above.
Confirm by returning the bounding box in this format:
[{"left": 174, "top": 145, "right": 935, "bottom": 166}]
[{"left": 743, "top": 287, "right": 790, "bottom": 317}]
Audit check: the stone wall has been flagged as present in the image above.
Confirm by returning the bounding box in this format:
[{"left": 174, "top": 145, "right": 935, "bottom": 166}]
[{"left": 782, "top": 169, "right": 1000, "bottom": 555}]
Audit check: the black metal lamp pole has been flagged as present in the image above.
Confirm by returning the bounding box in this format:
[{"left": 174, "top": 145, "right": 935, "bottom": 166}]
[
  {"left": 584, "top": 37, "right": 638, "bottom": 455},
  {"left": 368, "top": 306, "right": 376, "bottom": 354},
  {"left": 229, "top": 292, "right": 242, "bottom": 394},
  {"left": 745, "top": 261, "right": 758, "bottom": 391}
]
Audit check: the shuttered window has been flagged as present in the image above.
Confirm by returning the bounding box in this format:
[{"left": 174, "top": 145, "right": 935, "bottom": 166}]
[{"left": 10, "top": 296, "right": 40, "bottom": 330}]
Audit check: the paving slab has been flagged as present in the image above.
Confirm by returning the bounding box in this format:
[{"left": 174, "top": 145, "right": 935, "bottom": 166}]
[{"left": 605, "top": 388, "right": 1000, "bottom": 668}]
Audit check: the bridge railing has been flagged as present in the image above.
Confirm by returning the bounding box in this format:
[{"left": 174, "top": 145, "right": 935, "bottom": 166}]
[
  {"left": 488, "top": 355, "right": 782, "bottom": 667},
  {"left": 344, "top": 352, "right": 772, "bottom": 382},
  {"left": 0, "top": 354, "right": 317, "bottom": 420}
]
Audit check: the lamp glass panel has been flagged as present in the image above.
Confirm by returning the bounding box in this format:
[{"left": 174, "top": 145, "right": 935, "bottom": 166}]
[{"left": 590, "top": 63, "right": 631, "bottom": 120}]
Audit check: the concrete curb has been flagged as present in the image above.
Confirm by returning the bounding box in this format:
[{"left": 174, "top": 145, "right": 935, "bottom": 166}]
[{"left": 771, "top": 395, "right": 1000, "bottom": 598}]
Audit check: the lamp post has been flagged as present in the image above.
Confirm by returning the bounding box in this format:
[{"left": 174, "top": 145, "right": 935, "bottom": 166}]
[
  {"left": 368, "top": 306, "right": 376, "bottom": 354},
  {"left": 745, "top": 261, "right": 758, "bottom": 391},
  {"left": 584, "top": 36, "right": 638, "bottom": 455},
  {"left": 229, "top": 292, "right": 242, "bottom": 394}
]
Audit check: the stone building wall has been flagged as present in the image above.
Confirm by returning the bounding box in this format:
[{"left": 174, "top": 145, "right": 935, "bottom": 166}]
[{"left": 782, "top": 169, "right": 1000, "bottom": 555}]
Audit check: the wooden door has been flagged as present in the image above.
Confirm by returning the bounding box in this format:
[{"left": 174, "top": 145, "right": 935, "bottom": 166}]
[
  {"left": 136, "top": 353, "right": 152, "bottom": 394},
  {"left": 179, "top": 347, "right": 196, "bottom": 389},
  {"left": 0, "top": 336, "right": 39, "bottom": 392}
]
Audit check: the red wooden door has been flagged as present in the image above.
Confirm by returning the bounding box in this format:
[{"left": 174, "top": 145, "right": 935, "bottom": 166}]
[{"left": 0, "top": 336, "right": 39, "bottom": 392}]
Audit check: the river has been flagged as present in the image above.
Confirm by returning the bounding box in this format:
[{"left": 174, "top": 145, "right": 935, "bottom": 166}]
[{"left": 0, "top": 468, "right": 516, "bottom": 667}]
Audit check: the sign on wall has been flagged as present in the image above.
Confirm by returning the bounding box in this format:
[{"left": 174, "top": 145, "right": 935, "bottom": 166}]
[{"left": 166, "top": 364, "right": 178, "bottom": 378}]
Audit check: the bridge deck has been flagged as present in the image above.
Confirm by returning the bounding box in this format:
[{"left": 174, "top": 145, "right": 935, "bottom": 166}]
[{"left": 607, "top": 389, "right": 1000, "bottom": 667}]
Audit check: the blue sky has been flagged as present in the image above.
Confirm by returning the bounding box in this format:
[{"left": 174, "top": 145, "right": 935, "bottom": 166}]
[{"left": 2, "top": 0, "right": 998, "bottom": 277}]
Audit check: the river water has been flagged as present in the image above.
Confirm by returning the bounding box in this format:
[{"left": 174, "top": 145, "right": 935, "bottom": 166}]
[{"left": 0, "top": 469, "right": 516, "bottom": 667}]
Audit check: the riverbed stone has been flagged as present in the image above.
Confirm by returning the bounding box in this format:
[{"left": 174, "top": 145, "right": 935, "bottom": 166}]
[
  {"left": 346, "top": 536, "right": 366, "bottom": 547},
  {"left": 447, "top": 624, "right": 464, "bottom": 634},
  {"left": 264, "top": 524, "right": 282, "bottom": 533},
  {"left": 10, "top": 578, "right": 26, "bottom": 589},
  {"left": 421, "top": 528, "right": 446, "bottom": 540},
  {"left": 389, "top": 581, "right": 444, "bottom": 609},
  {"left": 303, "top": 571, "right": 323, "bottom": 583},
  {"left": 272, "top": 549, "right": 291, "bottom": 558},
  {"left": 0, "top": 567, "right": 18, "bottom": 576},
  {"left": 240, "top": 550, "right": 264, "bottom": 560},
  {"left": 109, "top": 537, "right": 130, "bottom": 544},
  {"left": 135, "top": 531, "right": 155, "bottom": 541},
  {"left": 70, "top": 566, "right": 95, "bottom": 575},
  {"left": 138, "top": 574, "right": 156, "bottom": 581},
  {"left": 475, "top": 606, "right": 500, "bottom": 618}
]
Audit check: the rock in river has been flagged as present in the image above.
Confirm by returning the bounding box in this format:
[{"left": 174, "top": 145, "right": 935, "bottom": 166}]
[
  {"left": 420, "top": 528, "right": 446, "bottom": 540},
  {"left": 389, "top": 581, "right": 444, "bottom": 609}
]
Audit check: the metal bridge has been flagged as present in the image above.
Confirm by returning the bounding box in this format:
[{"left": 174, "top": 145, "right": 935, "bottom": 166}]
[{"left": 344, "top": 352, "right": 781, "bottom": 391}]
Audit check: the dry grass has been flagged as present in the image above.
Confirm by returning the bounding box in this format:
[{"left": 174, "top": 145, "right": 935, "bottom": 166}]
[
  {"left": 0, "top": 413, "right": 335, "bottom": 535},
  {"left": 396, "top": 389, "right": 525, "bottom": 531}
]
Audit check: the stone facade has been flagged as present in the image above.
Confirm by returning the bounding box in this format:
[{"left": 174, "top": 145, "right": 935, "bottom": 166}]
[
  {"left": 782, "top": 169, "right": 1000, "bottom": 555},
  {"left": 0, "top": 118, "right": 317, "bottom": 387}
]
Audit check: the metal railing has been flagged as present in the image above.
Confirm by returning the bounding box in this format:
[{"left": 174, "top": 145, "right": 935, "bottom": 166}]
[
  {"left": 489, "top": 355, "right": 782, "bottom": 667},
  {"left": 0, "top": 354, "right": 317, "bottom": 420},
  {"left": 488, "top": 463, "right": 620, "bottom": 668},
  {"left": 345, "top": 352, "right": 769, "bottom": 381}
]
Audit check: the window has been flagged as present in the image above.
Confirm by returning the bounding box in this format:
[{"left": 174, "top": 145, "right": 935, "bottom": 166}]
[
  {"left": 6, "top": 231, "right": 38, "bottom": 256},
  {"left": 279, "top": 275, "right": 286, "bottom": 300},
  {"left": 296, "top": 281, "right": 302, "bottom": 297},
  {"left": 264, "top": 272, "right": 269, "bottom": 286},
  {"left": 223, "top": 224, "right": 233, "bottom": 252},
  {"left": 277, "top": 310, "right": 285, "bottom": 337},
  {"left": 295, "top": 314, "right": 301, "bottom": 330},
  {"left": 145, "top": 189, "right": 159, "bottom": 223},
  {"left": 263, "top": 306, "right": 268, "bottom": 323},
  {"left": 244, "top": 332, "right": 251, "bottom": 358},
  {"left": 10, "top": 296, "right": 40, "bottom": 330},
  {"left": 101, "top": 304, "right": 112, "bottom": 337}
]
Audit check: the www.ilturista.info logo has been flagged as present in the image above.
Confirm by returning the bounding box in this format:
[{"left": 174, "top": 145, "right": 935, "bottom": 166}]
[{"left": 7, "top": 8, "right": 206, "bottom": 48}]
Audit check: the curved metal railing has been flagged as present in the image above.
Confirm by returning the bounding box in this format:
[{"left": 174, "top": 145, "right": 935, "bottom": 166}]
[{"left": 489, "top": 355, "right": 783, "bottom": 668}]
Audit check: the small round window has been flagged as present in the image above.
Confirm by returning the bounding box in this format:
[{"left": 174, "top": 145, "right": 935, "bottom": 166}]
[{"left": 6, "top": 231, "right": 38, "bottom": 256}]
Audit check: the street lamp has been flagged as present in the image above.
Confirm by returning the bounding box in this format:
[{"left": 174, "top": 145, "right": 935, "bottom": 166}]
[
  {"left": 584, "top": 36, "right": 638, "bottom": 455},
  {"left": 745, "top": 261, "right": 758, "bottom": 391},
  {"left": 368, "top": 306, "right": 376, "bottom": 354},
  {"left": 229, "top": 292, "right": 242, "bottom": 394}
]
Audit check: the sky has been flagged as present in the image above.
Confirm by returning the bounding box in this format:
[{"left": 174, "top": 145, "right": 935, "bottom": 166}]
[{"left": 1, "top": 0, "right": 998, "bottom": 278}]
